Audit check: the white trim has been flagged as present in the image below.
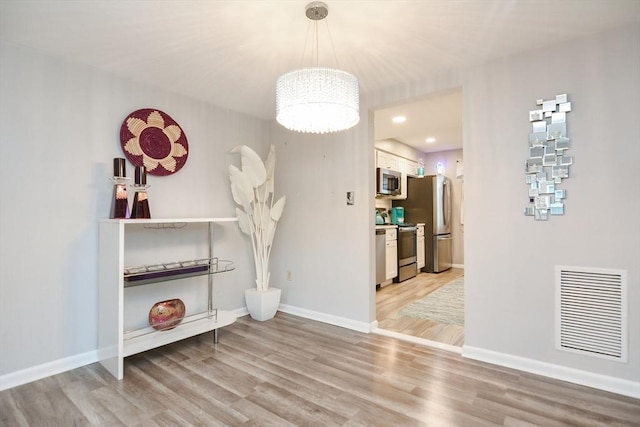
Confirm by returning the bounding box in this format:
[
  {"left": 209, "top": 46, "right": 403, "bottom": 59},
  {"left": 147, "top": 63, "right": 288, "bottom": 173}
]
[
  {"left": 277, "top": 304, "right": 375, "bottom": 333},
  {"left": 451, "top": 263, "right": 464, "bottom": 269},
  {"left": 462, "top": 345, "right": 640, "bottom": 399},
  {"left": 373, "top": 328, "right": 462, "bottom": 354},
  {"left": 0, "top": 350, "right": 98, "bottom": 391},
  {"left": 233, "top": 306, "right": 249, "bottom": 318}
]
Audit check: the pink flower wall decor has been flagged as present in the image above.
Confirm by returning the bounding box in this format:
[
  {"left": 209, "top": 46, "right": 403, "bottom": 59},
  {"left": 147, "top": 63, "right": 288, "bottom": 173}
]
[{"left": 120, "top": 109, "right": 189, "bottom": 176}]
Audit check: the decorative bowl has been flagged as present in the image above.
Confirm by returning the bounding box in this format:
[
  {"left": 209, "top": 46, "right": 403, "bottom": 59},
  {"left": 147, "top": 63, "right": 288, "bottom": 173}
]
[{"left": 148, "top": 298, "right": 186, "bottom": 330}]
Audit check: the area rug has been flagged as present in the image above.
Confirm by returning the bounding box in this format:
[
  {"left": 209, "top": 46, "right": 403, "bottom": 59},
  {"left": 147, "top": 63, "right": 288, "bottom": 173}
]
[{"left": 398, "top": 277, "right": 464, "bottom": 326}]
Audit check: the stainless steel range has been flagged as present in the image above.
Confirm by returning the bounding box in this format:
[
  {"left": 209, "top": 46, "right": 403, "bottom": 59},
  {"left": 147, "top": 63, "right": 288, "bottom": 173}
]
[{"left": 394, "top": 224, "right": 417, "bottom": 282}]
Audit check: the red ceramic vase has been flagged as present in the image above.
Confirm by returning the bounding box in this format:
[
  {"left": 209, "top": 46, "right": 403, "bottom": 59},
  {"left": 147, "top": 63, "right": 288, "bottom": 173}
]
[{"left": 149, "top": 299, "right": 186, "bottom": 330}]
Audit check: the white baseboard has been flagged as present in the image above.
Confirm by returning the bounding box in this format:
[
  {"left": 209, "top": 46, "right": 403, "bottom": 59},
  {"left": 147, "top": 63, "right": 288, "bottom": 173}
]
[
  {"left": 463, "top": 345, "right": 640, "bottom": 399},
  {"left": 233, "top": 306, "right": 249, "bottom": 318},
  {"left": 451, "top": 263, "right": 464, "bottom": 269},
  {"left": 277, "top": 304, "right": 377, "bottom": 333},
  {"left": 2, "top": 308, "right": 249, "bottom": 391},
  {"left": 0, "top": 350, "right": 98, "bottom": 392}
]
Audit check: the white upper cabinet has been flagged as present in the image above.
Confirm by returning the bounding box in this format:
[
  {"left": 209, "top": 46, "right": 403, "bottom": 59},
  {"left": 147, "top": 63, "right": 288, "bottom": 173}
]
[
  {"left": 376, "top": 150, "right": 399, "bottom": 171},
  {"left": 405, "top": 159, "right": 419, "bottom": 177},
  {"left": 375, "top": 149, "right": 422, "bottom": 199}
]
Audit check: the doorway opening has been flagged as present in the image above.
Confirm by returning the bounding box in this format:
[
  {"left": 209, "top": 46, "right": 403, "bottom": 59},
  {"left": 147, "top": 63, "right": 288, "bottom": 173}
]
[{"left": 373, "top": 87, "right": 465, "bottom": 349}]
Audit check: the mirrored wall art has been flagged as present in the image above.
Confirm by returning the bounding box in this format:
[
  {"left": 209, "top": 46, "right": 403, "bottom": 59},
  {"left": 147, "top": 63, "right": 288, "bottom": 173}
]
[{"left": 525, "top": 94, "right": 572, "bottom": 220}]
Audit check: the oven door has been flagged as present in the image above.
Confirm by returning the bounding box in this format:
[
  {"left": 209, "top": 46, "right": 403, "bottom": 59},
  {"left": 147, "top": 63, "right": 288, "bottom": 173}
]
[
  {"left": 395, "top": 226, "right": 417, "bottom": 282},
  {"left": 397, "top": 227, "right": 417, "bottom": 266}
]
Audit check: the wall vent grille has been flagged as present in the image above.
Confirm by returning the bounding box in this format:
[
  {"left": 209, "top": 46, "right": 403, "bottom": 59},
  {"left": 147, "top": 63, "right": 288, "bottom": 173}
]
[{"left": 555, "top": 266, "right": 627, "bottom": 362}]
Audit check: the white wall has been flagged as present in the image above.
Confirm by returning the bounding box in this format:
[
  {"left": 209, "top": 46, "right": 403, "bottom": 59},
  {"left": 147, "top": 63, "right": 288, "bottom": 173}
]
[{"left": 0, "top": 41, "right": 266, "bottom": 378}]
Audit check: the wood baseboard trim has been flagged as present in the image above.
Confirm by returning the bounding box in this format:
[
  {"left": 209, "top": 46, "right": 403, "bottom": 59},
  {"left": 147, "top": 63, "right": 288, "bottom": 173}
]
[{"left": 462, "top": 345, "right": 640, "bottom": 398}]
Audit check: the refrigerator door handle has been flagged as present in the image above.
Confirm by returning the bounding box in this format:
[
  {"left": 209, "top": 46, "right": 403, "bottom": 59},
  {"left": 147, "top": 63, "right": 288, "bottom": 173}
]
[{"left": 444, "top": 179, "right": 451, "bottom": 229}]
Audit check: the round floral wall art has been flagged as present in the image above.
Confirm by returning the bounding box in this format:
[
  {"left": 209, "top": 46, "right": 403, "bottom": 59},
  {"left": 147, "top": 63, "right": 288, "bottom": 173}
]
[{"left": 120, "top": 109, "right": 189, "bottom": 176}]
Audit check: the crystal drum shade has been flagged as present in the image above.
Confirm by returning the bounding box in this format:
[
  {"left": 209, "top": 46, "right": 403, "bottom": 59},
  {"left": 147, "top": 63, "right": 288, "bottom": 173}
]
[{"left": 276, "top": 67, "right": 360, "bottom": 134}]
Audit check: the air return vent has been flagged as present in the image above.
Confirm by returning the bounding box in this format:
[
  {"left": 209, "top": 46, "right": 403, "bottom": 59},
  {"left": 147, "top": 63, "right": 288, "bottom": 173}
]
[{"left": 556, "top": 266, "right": 627, "bottom": 362}]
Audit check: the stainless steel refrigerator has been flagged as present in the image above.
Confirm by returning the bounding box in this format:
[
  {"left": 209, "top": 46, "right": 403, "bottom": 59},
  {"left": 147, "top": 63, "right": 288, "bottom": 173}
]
[{"left": 393, "top": 174, "right": 452, "bottom": 273}]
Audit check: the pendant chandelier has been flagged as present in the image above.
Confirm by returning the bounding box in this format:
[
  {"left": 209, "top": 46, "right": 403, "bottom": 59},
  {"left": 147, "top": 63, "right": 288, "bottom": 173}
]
[{"left": 276, "top": 2, "right": 360, "bottom": 134}]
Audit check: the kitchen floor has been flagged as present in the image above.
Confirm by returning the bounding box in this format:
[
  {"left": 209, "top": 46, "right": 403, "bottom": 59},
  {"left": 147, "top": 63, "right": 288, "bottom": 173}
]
[{"left": 376, "top": 268, "right": 465, "bottom": 347}]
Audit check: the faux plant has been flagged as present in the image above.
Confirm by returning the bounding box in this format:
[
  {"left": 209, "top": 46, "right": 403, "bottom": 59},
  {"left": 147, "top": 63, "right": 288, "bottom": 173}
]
[{"left": 229, "top": 145, "right": 286, "bottom": 291}]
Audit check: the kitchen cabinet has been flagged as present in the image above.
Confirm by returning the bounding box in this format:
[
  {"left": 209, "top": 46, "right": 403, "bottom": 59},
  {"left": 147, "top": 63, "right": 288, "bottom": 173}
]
[
  {"left": 376, "top": 150, "right": 398, "bottom": 171},
  {"left": 416, "top": 224, "right": 425, "bottom": 270},
  {"left": 98, "top": 217, "right": 238, "bottom": 380},
  {"left": 376, "top": 150, "right": 421, "bottom": 200},
  {"left": 405, "top": 159, "right": 419, "bottom": 177},
  {"left": 385, "top": 228, "right": 398, "bottom": 281}
]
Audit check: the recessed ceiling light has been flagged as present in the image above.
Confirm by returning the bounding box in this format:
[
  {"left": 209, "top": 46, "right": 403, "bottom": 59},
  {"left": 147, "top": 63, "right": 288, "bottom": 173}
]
[
  {"left": 392, "top": 116, "right": 406, "bottom": 124},
  {"left": 425, "top": 137, "right": 436, "bottom": 143}
]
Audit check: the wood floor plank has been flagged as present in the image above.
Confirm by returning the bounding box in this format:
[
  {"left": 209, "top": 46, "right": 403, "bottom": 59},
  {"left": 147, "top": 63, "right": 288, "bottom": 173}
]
[
  {"left": 61, "top": 380, "right": 125, "bottom": 426},
  {"left": 90, "top": 385, "right": 149, "bottom": 425},
  {"left": 376, "top": 268, "right": 465, "bottom": 346},
  {"left": 516, "top": 372, "right": 640, "bottom": 421},
  {"left": 229, "top": 398, "right": 296, "bottom": 427},
  {"left": 1, "top": 312, "right": 638, "bottom": 426},
  {"left": 0, "top": 390, "right": 30, "bottom": 427},
  {"left": 214, "top": 345, "right": 365, "bottom": 421},
  {"left": 245, "top": 382, "right": 348, "bottom": 426},
  {"left": 502, "top": 388, "right": 636, "bottom": 427},
  {"left": 144, "top": 409, "right": 198, "bottom": 427},
  {"left": 125, "top": 358, "right": 249, "bottom": 426}
]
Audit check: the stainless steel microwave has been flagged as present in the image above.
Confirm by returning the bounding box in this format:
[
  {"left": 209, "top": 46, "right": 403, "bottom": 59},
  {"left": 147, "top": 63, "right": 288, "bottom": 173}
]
[{"left": 376, "top": 167, "right": 401, "bottom": 196}]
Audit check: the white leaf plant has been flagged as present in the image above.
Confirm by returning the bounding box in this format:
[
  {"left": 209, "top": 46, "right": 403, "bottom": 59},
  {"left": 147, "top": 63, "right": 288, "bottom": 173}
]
[{"left": 229, "top": 144, "right": 286, "bottom": 292}]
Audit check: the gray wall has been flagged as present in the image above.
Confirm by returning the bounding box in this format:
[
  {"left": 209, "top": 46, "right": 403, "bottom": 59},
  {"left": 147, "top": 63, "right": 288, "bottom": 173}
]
[
  {"left": 268, "top": 121, "right": 372, "bottom": 325},
  {"left": 462, "top": 24, "right": 639, "bottom": 382},
  {"left": 0, "top": 40, "right": 265, "bottom": 377},
  {"left": 363, "top": 23, "right": 639, "bottom": 387}
]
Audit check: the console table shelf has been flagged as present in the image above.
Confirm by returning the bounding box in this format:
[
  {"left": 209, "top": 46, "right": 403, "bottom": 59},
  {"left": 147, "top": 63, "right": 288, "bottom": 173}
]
[
  {"left": 122, "top": 310, "right": 236, "bottom": 357},
  {"left": 98, "top": 217, "right": 238, "bottom": 380},
  {"left": 123, "top": 257, "right": 234, "bottom": 287}
]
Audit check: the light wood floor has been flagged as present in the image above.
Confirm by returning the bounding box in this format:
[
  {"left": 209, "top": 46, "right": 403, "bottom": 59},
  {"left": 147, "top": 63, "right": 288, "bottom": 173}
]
[
  {"left": 2, "top": 313, "right": 639, "bottom": 426},
  {"left": 376, "top": 268, "right": 465, "bottom": 347}
]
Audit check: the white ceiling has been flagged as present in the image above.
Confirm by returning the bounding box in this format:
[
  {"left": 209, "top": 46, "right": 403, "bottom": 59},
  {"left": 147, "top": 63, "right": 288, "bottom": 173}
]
[
  {"left": 1, "top": 1, "right": 638, "bottom": 153},
  {"left": 374, "top": 88, "right": 463, "bottom": 154}
]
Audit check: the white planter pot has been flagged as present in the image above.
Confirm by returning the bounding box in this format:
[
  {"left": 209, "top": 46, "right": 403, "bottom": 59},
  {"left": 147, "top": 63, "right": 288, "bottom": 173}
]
[{"left": 244, "top": 287, "right": 281, "bottom": 321}]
